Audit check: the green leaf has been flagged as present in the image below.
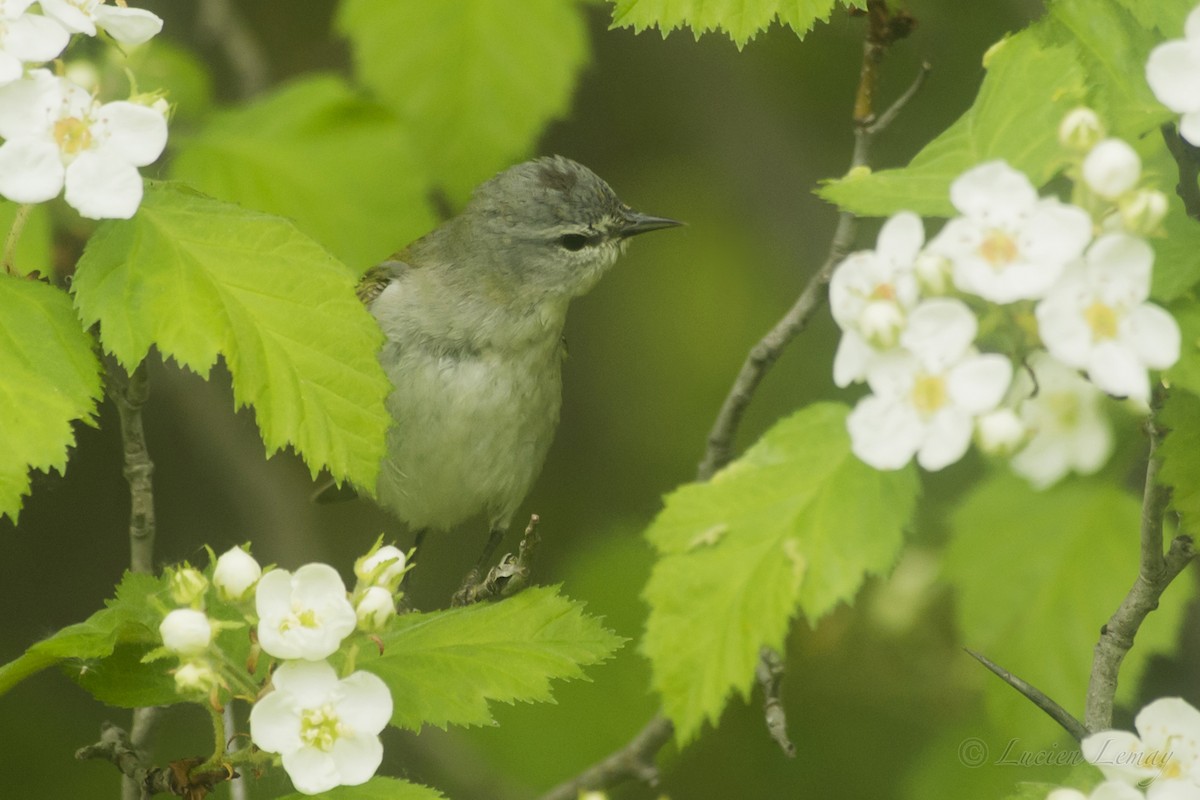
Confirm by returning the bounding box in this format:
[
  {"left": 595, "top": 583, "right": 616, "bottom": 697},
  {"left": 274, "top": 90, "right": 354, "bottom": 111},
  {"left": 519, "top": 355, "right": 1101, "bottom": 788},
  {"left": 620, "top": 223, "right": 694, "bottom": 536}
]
[
  {"left": 1110, "top": 0, "right": 1192, "bottom": 36},
  {"left": 0, "top": 277, "right": 102, "bottom": 522},
  {"left": 1150, "top": 199, "right": 1200, "bottom": 301},
  {"left": 0, "top": 202, "right": 52, "bottom": 277},
  {"left": 819, "top": 30, "right": 1087, "bottom": 216},
  {"left": 945, "top": 473, "right": 1187, "bottom": 738},
  {"left": 278, "top": 776, "right": 445, "bottom": 800},
  {"left": 170, "top": 75, "right": 435, "bottom": 270},
  {"left": 0, "top": 572, "right": 165, "bottom": 697},
  {"left": 609, "top": 0, "right": 841, "bottom": 49},
  {"left": 642, "top": 402, "right": 918, "bottom": 743},
  {"left": 357, "top": 585, "right": 623, "bottom": 730},
  {"left": 1166, "top": 300, "right": 1200, "bottom": 397},
  {"left": 337, "top": 0, "right": 590, "bottom": 201},
  {"left": 1158, "top": 389, "right": 1200, "bottom": 534},
  {"left": 72, "top": 182, "right": 391, "bottom": 487}
]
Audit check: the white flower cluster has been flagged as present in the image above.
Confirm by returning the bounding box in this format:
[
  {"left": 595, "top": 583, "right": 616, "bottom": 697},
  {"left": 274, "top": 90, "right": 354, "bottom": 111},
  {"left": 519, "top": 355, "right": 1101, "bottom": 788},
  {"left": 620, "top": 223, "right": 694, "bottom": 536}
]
[
  {"left": 0, "top": 1, "right": 166, "bottom": 219},
  {"left": 1051, "top": 697, "right": 1200, "bottom": 800},
  {"left": 1147, "top": 5, "right": 1200, "bottom": 147},
  {"left": 833, "top": 115, "right": 1180, "bottom": 486},
  {"left": 156, "top": 543, "right": 410, "bottom": 796}
]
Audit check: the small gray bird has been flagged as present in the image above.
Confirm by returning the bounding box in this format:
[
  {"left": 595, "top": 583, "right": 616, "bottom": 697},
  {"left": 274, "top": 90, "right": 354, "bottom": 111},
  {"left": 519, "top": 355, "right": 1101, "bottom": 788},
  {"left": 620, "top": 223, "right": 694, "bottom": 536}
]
[{"left": 356, "top": 156, "right": 680, "bottom": 583}]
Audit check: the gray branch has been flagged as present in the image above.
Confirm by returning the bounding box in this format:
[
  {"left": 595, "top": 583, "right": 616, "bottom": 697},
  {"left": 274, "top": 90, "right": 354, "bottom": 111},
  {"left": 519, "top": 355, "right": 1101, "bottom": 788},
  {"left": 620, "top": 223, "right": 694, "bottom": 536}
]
[
  {"left": 966, "top": 649, "right": 1088, "bottom": 741},
  {"left": 536, "top": 715, "right": 674, "bottom": 800}
]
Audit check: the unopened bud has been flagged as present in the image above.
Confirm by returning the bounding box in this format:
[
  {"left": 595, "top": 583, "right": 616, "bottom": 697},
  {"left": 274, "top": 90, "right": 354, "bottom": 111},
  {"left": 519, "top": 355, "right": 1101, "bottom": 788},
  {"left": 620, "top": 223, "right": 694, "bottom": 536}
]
[
  {"left": 169, "top": 566, "right": 209, "bottom": 606},
  {"left": 160, "top": 608, "right": 213, "bottom": 656},
  {"left": 174, "top": 660, "right": 219, "bottom": 696},
  {"left": 355, "top": 544, "right": 408, "bottom": 591},
  {"left": 1118, "top": 189, "right": 1169, "bottom": 236},
  {"left": 1058, "top": 107, "right": 1105, "bottom": 152},
  {"left": 914, "top": 250, "right": 952, "bottom": 295},
  {"left": 1082, "top": 138, "right": 1141, "bottom": 199},
  {"left": 213, "top": 546, "right": 262, "bottom": 602},
  {"left": 976, "top": 408, "right": 1027, "bottom": 456},
  {"left": 859, "top": 301, "right": 905, "bottom": 349},
  {"left": 355, "top": 586, "right": 396, "bottom": 633}
]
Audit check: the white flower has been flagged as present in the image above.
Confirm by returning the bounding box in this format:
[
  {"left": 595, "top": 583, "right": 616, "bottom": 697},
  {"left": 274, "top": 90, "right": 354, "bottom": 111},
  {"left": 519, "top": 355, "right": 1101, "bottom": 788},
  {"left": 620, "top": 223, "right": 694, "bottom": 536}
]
[
  {"left": 355, "top": 586, "right": 395, "bottom": 633},
  {"left": 847, "top": 299, "right": 1013, "bottom": 470},
  {"left": 0, "top": 69, "right": 167, "bottom": 218},
  {"left": 829, "top": 211, "right": 923, "bottom": 386},
  {"left": 975, "top": 407, "right": 1026, "bottom": 456},
  {"left": 250, "top": 660, "right": 392, "bottom": 796},
  {"left": 1059, "top": 106, "right": 1105, "bottom": 152},
  {"left": 39, "top": 0, "right": 162, "bottom": 45},
  {"left": 213, "top": 546, "right": 262, "bottom": 602},
  {"left": 1083, "top": 697, "right": 1200, "bottom": 797},
  {"left": 355, "top": 545, "right": 408, "bottom": 590},
  {"left": 0, "top": 2, "right": 69, "bottom": 86},
  {"left": 1010, "top": 352, "right": 1113, "bottom": 489},
  {"left": 1036, "top": 234, "right": 1181, "bottom": 402},
  {"left": 1083, "top": 139, "right": 1142, "bottom": 199},
  {"left": 930, "top": 161, "right": 1093, "bottom": 303},
  {"left": 159, "top": 608, "right": 212, "bottom": 656},
  {"left": 256, "top": 564, "right": 357, "bottom": 661},
  {"left": 1046, "top": 783, "right": 1147, "bottom": 800},
  {"left": 1146, "top": 7, "right": 1200, "bottom": 146}
]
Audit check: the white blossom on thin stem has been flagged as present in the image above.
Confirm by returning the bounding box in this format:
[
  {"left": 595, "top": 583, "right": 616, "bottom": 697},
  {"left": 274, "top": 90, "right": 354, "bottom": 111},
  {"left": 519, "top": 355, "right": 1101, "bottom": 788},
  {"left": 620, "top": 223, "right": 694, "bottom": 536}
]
[
  {"left": 1009, "top": 352, "right": 1113, "bottom": 489},
  {"left": 38, "top": 0, "right": 162, "bottom": 45},
  {"left": 0, "top": 2, "right": 69, "bottom": 86},
  {"left": 847, "top": 299, "right": 1013, "bottom": 471},
  {"left": 1083, "top": 697, "right": 1200, "bottom": 799},
  {"left": 929, "top": 160, "right": 1093, "bottom": 303},
  {"left": 159, "top": 608, "right": 212, "bottom": 657},
  {"left": 213, "top": 546, "right": 262, "bottom": 602},
  {"left": 355, "top": 544, "right": 407, "bottom": 591},
  {"left": 0, "top": 69, "right": 167, "bottom": 218},
  {"left": 255, "top": 564, "right": 357, "bottom": 661},
  {"left": 250, "top": 660, "right": 392, "bottom": 795},
  {"left": 1083, "top": 138, "right": 1142, "bottom": 200},
  {"left": 829, "top": 211, "right": 923, "bottom": 386},
  {"left": 1146, "top": 6, "right": 1200, "bottom": 146},
  {"left": 1035, "top": 233, "right": 1180, "bottom": 402}
]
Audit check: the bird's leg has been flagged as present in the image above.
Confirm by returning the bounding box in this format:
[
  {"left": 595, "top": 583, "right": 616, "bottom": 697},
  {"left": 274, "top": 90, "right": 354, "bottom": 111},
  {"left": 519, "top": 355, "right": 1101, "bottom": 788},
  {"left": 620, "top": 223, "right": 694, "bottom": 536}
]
[{"left": 451, "top": 522, "right": 508, "bottom": 606}]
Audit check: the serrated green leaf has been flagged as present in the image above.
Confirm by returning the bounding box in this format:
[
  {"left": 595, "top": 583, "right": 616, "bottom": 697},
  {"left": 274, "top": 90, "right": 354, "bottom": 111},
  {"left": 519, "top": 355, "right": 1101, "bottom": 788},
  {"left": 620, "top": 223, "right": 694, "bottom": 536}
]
[
  {"left": 72, "top": 182, "right": 391, "bottom": 487},
  {"left": 642, "top": 402, "right": 918, "bottom": 743},
  {"left": 1044, "top": 0, "right": 1169, "bottom": 140},
  {"left": 610, "top": 0, "right": 840, "bottom": 49},
  {"left": 1110, "top": 0, "right": 1192, "bottom": 36},
  {"left": 1166, "top": 300, "right": 1200, "bottom": 397},
  {"left": 356, "top": 586, "right": 623, "bottom": 730},
  {"left": 1158, "top": 389, "right": 1200, "bottom": 534},
  {"left": 945, "top": 473, "right": 1187, "bottom": 739},
  {"left": 0, "top": 202, "right": 51, "bottom": 277},
  {"left": 278, "top": 776, "right": 446, "bottom": 800},
  {"left": 0, "top": 572, "right": 165, "bottom": 697},
  {"left": 171, "top": 75, "right": 435, "bottom": 270},
  {"left": 0, "top": 277, "right": 102, "bottom": 522},
  {"left": 819, "top": 30, "right": 1087, "bottom": 216},
  {"left": 338, "top": 0, "right": 589, "bottom": 201},
  {"left": 1151, "top": 198, "right": 1200, "bottom": 301}
]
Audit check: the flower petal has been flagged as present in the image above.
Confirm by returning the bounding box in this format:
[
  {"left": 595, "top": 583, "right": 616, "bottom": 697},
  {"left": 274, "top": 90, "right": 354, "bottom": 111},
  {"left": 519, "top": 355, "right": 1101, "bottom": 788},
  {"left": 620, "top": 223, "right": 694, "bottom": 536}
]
[
  {"left": 93, "top": 4, "right": 162, "bottom": 45},
  {"left": 282, "top": 747, "right": 341, "bottom": 795},
  {"left": 0, "top": 138, "right": 64, "bottom": 202},
  {"left": 1181, "top": 109, "right": 1200, "bottom": 147},
  {"left": 93, "top": 101, "right": 168, "bottom": 167},
  {"left": 847, "top": 395, "right": 922, "bottom": 470},
  {"left": 833, "top": 330, "right": 872, "bottom": 387},
  {"left": 916, "top": 409, "right": 972, "bottom": 470},
  {"left": 1021, "top": 199, "right": 1094, "bottom": 266},
  {"left": 4, "top": 13, "right": 70, "bottom": 63},
  {"left": 947, "top": 354, "right": 1012, "bottom": 413},
  {"left": 950, "top": 160, "right": 1037, "bottom": 224},
  {"left": 37, "top": 0, "right": 95, "bottom": 35},
  {"left": 64, "top": 152, "right": 143, "bottom": 219},
  {"left": 1147, "top": 40, "right": 1200, "bottom": 113},
  {"left": 1036, "top": 289, "right": 1093, "bottom": 369},
  {"left": 330, "top": 734, "right": 384, "bottom": 787},
  {"left": 1087, "top": 341, "right": 1149, "bottom": 401},
  {"left": 336, "top": 671, "right": 393, "bottom": 735},
  {"left": 1082, "top": 729, "right": 1159, "bottom": 784},
  {"left": 1086, "top": 233, "right": 1153, "bottom": 305},
  {"left": 271, "top": 659, "right": 342, "bottom": 704},
  {"left": 876, "top": 211, "right": 924, "bottom": 267},
  {"left": 1125, "top": 303, "right": 1181, "bottom": 370},
  {"left": 1135, "top": 697, "right": 1200, "bottom": 752},
  {"left": 901, "top": 298, "right": 977, "bottom": 371},
  {"left": 1011, "top": 434, "right": 1073, "bottom": 489},
  {"left": 249, "top": 691, "right": 303, "bottom": 756}
]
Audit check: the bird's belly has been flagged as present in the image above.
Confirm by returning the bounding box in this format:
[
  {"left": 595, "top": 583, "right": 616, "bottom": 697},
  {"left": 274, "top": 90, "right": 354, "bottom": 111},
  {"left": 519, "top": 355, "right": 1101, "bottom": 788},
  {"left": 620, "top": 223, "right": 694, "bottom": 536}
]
[{"left": 375, "top": 345, "right": 562, "bottom": 531}]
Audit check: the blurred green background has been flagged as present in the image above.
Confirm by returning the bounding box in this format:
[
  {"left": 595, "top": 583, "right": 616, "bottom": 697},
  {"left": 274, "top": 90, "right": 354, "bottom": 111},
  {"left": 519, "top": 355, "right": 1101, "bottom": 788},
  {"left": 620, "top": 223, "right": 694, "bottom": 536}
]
[{"left": 8, "top": 1, "right": 1184, "bottom": 798}]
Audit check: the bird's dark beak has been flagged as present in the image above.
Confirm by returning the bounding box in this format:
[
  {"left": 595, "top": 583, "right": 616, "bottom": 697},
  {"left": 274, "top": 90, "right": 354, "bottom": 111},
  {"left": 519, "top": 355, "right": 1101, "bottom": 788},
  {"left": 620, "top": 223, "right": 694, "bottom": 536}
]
[{"left": 619, "top": 210, "right": 684, "bottom": 238}]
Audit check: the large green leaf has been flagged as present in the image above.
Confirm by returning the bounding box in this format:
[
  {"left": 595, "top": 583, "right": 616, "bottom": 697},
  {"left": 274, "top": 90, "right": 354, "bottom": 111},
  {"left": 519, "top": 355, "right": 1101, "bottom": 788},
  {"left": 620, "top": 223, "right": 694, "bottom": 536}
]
[
  {"left": 1110, "top": 0, "right": 1192, "bottom": 36},
  {"left": 278, "top": 777, "right": 445, "bottom": 800},
  {"left": 170, "top": 75, "right": 435, "bottom": 270},
  {"left": 819, "top": 29, "right": 1087, "bottom": 216},
  {"left": 0, "top": 202, "right": 51, "bottom": 277},
  {"left": 1150, "top": 197, "right": 1200, "bottom": 301},
  {"left": 1158, "top": 389, "right": 1200, "bottom": 535},
  {"left": 357, "top": 586, "right": 623, "bottom": 730},
  {"left": 642, "top": 402, "right": 918, "bottom": 743},
  {"left": 0, "top": 277, "right": 101, "bottom": 521},
  {"left": 945, "top": 473, "right": 1187, "bottom": 739},
  {"left": 337, "top": 0, "right": 589, "bottom": 201},
  {"left": 72, "top": 182, "right": 391, "bottom": 487},
  {"left": 609, "top": 0, "right": 842, "bottom": 49}
]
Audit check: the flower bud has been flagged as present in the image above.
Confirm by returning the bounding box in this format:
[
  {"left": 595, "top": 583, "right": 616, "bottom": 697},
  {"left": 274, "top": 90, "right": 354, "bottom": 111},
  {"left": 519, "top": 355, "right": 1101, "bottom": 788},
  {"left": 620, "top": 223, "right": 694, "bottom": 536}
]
[
  {"left": 1118, "top": 189, "right": 1169, "bottom": 236},
  {"left": 1058, "top": 107, "right": 1105, "bottom": 152},
  {"left": 355, "top": 586, "right": 396, "bottom": 633},
  {"left": 160, "top": 608, "right": 213, "bottom": 656},
  {"left": 976, "top": 408, "right": 1027, "bottom": 456},
  {"left": 174, "top": 660, "right": 220, "bottom": 696},
  {"left": 355, "top": 545, "right": 408, "bottom": 590},
  {"left": 213, "top": 546, "right": 262, "bottom": 602},
  {"left": 914, "top": 250, "right": 952, "bottom": 295},
  {"left": 858, "top": 301, "right": 905, "bottom": 349},
  {"left": 169, "top": 566, "right": 209, "bottom": 606},
  {"left": 1082, "top": 138, "right": 1141, "bottom": 199}
]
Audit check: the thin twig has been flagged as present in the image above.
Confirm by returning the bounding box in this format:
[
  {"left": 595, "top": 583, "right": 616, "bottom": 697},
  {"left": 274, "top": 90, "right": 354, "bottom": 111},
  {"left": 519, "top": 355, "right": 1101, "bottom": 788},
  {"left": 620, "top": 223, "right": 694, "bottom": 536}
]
[
  {"left": 77, "top": 722, "right": 235, "bottom": 798},
  {"left": 196, "top": 0, "right": 270, "bottom": 99},
  {"left": 3, "top": 203, "right": 32, "bottom": 276},
  {"left": 107, "top": 359, "right": 156, "bottom": 574},
  {"left": 537, "top": 715, "right": 675, "bottom": 800},
  {"left": 755, "top": 647, "right": 796, "bottom": 757},
  {"left": 453, "top": 515, "right": 541, "bottom": 605},
  {"left": 965, "top": 649, "right": 1089, "bottom": 741},
  {"left": 1085, "top": 402, "right": 1195, "bottom": 731},
  {"left": 1161, "top": 123, "right": 1200, "bottom": 222}
]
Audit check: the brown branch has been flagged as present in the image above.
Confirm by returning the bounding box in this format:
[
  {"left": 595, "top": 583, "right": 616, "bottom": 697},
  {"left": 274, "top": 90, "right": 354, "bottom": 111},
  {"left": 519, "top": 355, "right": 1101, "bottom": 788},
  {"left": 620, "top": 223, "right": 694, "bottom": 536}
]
[
  {"left": 1161, "top": 123, "right": 1200, "bottom": 222},
  {"left": 77, "top": 722, "right": 236, "bottom": 799},
  {"left": 536, "top": 715, "right": 674, "bottom": 800},
  {"left": 965, "top": 649, "right": 1088, "bottom": 741},
  {"left": 1085, "top": 403, "right": 1196, "bottom": 731}
]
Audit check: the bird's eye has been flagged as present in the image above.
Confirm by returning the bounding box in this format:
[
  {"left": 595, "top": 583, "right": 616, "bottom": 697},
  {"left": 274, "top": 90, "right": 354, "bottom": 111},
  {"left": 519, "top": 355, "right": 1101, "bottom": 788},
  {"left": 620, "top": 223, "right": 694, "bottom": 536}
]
[{"left": 559, "top": 233, "right": 588, "bottom": 252}]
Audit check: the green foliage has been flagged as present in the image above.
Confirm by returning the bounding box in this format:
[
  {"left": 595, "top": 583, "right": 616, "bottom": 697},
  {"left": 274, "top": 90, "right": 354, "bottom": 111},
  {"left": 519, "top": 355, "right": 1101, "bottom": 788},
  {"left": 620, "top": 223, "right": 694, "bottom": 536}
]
[
  {"left": 1166, "top": 300, "right": 1200, "bottom": 397},
  {"left": 944, "top": 473, "right": 1186, "bottom": 737},
  {"left": 357, "top": 586, "right": 624, "bottom": 730},
  {"left": 819, "top": 30, "right": 1087, "bottom": 216},
  {"left": 278, "top": 777, "right": 445, "bottom": 800},
  {"left": 71, "top": 182, "right": 391, "bottom": 488},
  {"left": 641, "top": 402, "right": 918, "bottom": 743},
  {"left": 170, "top": 75, "right": 435, "bottom": 269},
  {"left": 337, "top": 0, "right": 590, "bottom": 201},
  {"left": 1150, "top": 199, "right": 1200, "bottom": 301},
  {"left": 1158, "top": 390, "right": 1200, "bottom": 534},
  {"left": 1110, "top": 0, "right": 1192, "bottom": 36},
  {"left": 0, "top": 203, "right": 51, "bottom": 277},
  {"left": 609, "top": 0, "right": 843, "bottom": 49},
  {"left": 0, "top": 277, "right": 101, "bottom": 522},
  {"left": 0, "top": 572, "right": 166, "bottom": 697}
]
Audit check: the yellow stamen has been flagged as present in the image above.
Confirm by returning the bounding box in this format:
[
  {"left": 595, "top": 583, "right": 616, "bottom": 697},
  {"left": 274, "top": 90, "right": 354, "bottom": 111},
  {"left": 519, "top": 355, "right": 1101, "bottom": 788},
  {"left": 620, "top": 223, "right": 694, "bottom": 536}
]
[
  {"left": 979, "top": 229, "right": 1018, "bottom": 268},
  {"left": 1084, "top": 301, "right": 1119, "bottom": 340},
  {"left": 53, "top": 117, "right": 92, "bottom": 155},
  {"left": 911, "top": 373, "right": 947, "bottom": 416}
]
